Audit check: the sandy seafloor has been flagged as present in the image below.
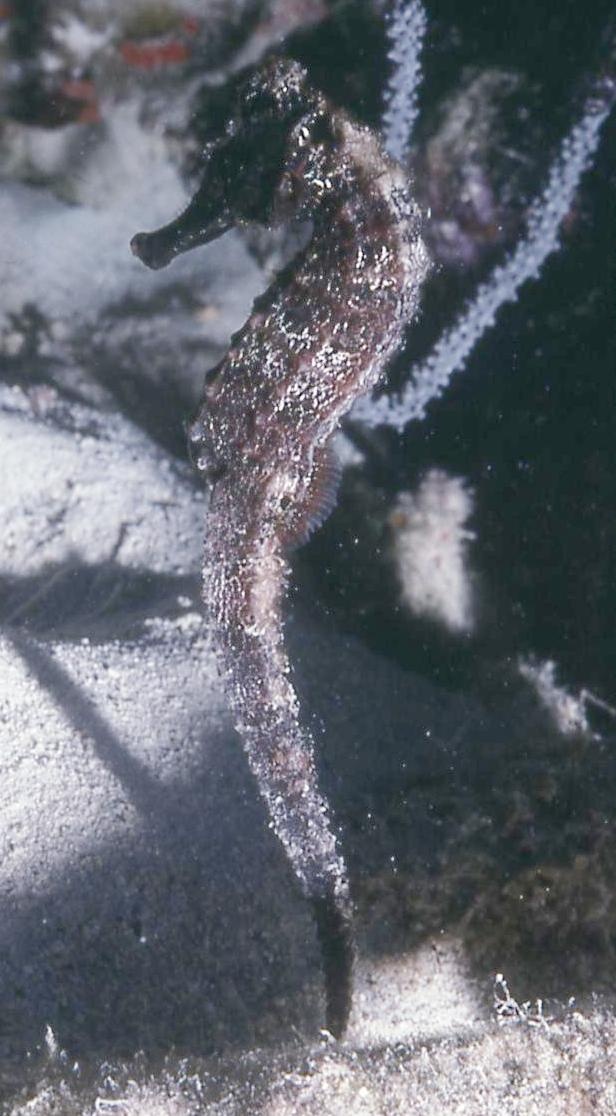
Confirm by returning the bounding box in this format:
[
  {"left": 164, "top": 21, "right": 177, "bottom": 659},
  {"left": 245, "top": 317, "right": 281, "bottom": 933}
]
[{"left": 1, "top": 0, "right": 616, "bottom": 1111}]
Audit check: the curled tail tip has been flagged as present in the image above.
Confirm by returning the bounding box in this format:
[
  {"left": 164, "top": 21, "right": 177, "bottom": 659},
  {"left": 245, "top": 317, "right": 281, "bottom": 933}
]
[{"left": 312, "top": 887, "right": 355, "bottom": 1039}]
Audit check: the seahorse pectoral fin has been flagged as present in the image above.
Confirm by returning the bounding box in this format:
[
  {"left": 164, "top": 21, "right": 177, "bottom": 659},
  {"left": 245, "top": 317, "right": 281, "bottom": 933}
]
[{"left": 285, "top": 440, "right": 342, "bottom": 549}]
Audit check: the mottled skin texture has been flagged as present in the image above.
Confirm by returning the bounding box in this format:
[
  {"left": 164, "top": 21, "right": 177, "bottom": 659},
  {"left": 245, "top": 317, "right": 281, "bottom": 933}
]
[{"left": 131, "top": 57, "right": 429, "bottom": 1036}]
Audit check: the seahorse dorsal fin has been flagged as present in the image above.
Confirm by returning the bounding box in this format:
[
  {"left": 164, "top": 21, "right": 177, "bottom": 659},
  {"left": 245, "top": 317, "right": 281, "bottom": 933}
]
[{"left": 285, "top": 440, "right": 342, "bottom": 549}]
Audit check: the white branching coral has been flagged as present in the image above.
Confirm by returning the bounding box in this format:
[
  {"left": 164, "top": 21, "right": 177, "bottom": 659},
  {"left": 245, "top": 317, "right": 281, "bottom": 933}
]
[
  {"left": 493, "top": 973, "right": 550, "bottom": 1029},
  {"left": 390, "top": 469, "right": 475, "bottom": 634},
  {"left": 518, "top": 658, "right": 591, "bottom": 737},
  {"left": 518, "top": 657, "right": 616, "bottom": 738},
  {"left": 355, "top": 41, "right": 616, "bottom": 430},
  {"left": 382, "top": 0, "right": 427, "bottom": 163}
]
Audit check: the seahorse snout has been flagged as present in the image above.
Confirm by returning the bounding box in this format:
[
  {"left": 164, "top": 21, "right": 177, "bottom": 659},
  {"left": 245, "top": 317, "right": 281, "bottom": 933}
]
[{"left": 130, "top": 232, "right": 172, "bottom": 270}]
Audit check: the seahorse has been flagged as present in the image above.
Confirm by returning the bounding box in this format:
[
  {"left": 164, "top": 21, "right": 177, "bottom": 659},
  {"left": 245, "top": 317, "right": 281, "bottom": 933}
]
[{"left": 131, "top": 57, "right": 429, "bottom": 1036}]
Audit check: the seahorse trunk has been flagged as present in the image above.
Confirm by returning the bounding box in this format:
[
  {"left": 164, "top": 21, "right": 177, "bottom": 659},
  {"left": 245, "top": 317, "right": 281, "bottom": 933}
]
[
  {"left": 203, "top": 494, "right": 353, "bottom": 1035},
  {"left": 131, "top": 55, "right": 431, "bottom": 1039}
]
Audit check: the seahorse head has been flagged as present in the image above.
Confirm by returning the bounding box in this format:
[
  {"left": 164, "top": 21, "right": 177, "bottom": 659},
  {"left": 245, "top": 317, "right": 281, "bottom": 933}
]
[{"left": 130, "top": 58, "right": 328, "bottom": 270}]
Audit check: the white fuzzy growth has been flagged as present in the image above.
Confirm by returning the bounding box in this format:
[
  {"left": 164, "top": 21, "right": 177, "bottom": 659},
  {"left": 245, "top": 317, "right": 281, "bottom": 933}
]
[
  {"left": 358, "top": 94, "right": 614, "bottom": 430},
  {"left": 382, "top": 0, "right": 428, "bottom": 163},
  {"left": 51, "top": 13, "right": 111, "bottom": 62},
  {"left": 391, "top": 470, "right": 475, "bottom": 633},
  {"left": 518, "top": 658, "right": 592, "bottom": 737}
]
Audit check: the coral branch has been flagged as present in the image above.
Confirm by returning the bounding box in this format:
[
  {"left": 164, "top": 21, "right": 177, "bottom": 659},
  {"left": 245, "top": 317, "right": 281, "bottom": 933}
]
[
  {"left": 357, "top": 65, "right": 616, "bottom": 431},
  {"left": 382, "top": 0, "right": 428, "bottom": 163}
]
